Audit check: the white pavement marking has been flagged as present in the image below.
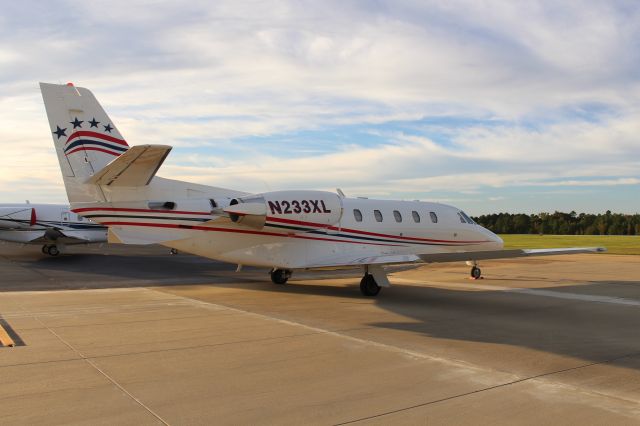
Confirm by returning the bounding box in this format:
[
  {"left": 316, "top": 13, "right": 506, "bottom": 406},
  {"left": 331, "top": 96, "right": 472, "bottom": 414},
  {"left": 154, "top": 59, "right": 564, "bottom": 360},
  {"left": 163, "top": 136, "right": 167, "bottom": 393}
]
[
  {"left": 148, "top": 288, "right": 505, "bottom": 376},
  {"left": 392, "top": 279, "right": 640, "bottom": 307}
]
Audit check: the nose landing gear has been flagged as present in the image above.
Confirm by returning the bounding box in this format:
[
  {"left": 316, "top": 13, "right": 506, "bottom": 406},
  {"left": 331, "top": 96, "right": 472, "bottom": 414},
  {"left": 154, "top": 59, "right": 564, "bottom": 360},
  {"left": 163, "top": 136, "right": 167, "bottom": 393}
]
[
  {"left": 466, "top": 261, "right": 482, "bottom": 279},
  {"left": 470, "top": 266, "right": 482, "bottom": 279}
]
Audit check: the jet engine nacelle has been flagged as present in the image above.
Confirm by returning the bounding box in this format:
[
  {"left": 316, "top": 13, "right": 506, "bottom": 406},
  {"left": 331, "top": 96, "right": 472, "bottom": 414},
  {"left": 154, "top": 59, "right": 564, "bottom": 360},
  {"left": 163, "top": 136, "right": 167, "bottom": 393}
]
[
  {"left": 0, "top": 207, "right": 36, "bottom": 229},
  {"left": 224, "top": 190, "right": 343, "bottom": 230}
]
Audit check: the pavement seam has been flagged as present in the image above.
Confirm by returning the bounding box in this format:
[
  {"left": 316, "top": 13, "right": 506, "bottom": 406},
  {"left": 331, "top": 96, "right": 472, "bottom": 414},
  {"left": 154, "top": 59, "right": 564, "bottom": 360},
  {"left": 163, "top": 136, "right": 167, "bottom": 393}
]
[
  {"left": 334, "top": 350, "right": 640, "bottom": 425},
  {"left": 148, "top": 288, "right": 640, "bottom": 423},
  {"left": 148, "top": 288, "right": 514, "bottom": 376},
  {"left": 0, "top": 326, "right": 373, "bottom": 370},
  {"left": 13, "top": 301, "right": 171, "bottom": 426}
]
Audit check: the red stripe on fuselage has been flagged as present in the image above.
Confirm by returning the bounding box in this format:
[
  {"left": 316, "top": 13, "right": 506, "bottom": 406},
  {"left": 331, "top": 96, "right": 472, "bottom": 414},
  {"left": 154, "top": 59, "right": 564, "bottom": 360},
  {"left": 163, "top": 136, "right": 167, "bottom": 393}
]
[
  {"left": 265, "top": 216, "right": 488, "bottom": 244},
  {"left": 73, "top": 208, "right": 488, "bottom": 245},
  {"left": 72, "top": 207, "right": 212, "bottom": 216},
  {"left": 66, "top": 131, "right": 129, "bottom": 146},
  {"left": 101, "top": 221, "right": 404, "bottom": 247}
]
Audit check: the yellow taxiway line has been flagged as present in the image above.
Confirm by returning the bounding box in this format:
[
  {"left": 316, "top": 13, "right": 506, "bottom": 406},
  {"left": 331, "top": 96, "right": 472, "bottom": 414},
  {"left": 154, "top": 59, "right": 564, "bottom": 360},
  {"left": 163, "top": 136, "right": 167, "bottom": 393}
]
[{"left": 0, "top": 322, "right": 15, "bottom": 347}]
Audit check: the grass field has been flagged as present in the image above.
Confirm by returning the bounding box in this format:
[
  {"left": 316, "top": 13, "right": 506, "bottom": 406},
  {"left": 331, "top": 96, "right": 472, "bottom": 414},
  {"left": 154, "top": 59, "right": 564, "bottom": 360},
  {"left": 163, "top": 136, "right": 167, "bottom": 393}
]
[{"left": 500, "top": 234, "right": 640, "bottom": 255}]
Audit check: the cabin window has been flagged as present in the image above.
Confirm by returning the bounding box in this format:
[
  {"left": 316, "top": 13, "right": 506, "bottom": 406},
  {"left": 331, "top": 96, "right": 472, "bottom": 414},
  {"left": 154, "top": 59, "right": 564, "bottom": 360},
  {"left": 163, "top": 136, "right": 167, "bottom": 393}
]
[
  {"left": 374, "top": 209, "right": 383, "bottom": 222},
  {"left": 412, "top": 211, "right": 420, "bottom": 223},
  {"left": 430, "top": 212, "right": 438, "bottom": 223},
  {"left": 457, "top": 212, "right": 466, "bottom": 223},
  {"left": 353, "top": 209, "right": 363, "bottom": 222},
  {"left": 393, "top": 210, "right": 402, "bottom": 222},
  {"left": 460, "top": 211, "right": 475, "bottom": 224}
]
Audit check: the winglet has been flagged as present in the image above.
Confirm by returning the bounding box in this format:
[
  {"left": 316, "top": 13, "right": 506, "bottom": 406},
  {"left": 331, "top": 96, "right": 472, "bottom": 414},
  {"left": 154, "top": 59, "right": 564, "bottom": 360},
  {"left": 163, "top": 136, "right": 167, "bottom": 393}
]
[{"left": 85, "top": 144, "right": 172, "bottom": 186}]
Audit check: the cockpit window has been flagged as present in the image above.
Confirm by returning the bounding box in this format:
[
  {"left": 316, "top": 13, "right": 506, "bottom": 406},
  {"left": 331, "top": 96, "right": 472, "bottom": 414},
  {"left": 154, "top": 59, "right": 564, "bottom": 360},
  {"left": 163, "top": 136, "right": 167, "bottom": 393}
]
[
  {"left": 459, "top": 211, "right": 476, "bottom": 224},
  {"left": 457, "top": 213, "right": 466, "bottom": 223}
]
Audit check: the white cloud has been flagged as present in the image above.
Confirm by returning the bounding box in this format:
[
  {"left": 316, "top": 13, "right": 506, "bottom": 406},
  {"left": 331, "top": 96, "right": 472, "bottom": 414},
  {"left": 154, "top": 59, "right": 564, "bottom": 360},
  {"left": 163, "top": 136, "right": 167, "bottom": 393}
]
[{"left": 0, "top": 1, "right": 639, "bottom": 212}]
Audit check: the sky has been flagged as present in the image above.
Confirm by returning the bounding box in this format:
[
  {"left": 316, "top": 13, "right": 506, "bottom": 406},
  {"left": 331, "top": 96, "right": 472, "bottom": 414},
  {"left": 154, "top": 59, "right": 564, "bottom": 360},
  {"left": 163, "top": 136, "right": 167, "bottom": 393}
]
[{"left": 1, "top": 0, "right": 639, "bottom": 215}]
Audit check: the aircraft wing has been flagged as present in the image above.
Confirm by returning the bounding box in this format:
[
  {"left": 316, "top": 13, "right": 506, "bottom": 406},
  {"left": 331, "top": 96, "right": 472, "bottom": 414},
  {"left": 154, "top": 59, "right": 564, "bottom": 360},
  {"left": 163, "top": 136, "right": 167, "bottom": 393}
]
[
  {"left": 303, "top": 247, "right": 606, "bottom": 270},
  {"left": 25, "top": 228, "right": 105, "bottom": 244},
  {"left": 304, "top": 254, "right": 422, "bottom": 270},
  {"left": 418, "top": 247, "right": 606, "bottom": 263}
]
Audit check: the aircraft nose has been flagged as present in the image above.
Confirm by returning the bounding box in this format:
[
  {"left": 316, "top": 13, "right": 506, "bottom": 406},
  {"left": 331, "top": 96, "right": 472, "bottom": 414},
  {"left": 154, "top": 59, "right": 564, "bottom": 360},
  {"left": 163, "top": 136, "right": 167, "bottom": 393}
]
[{"left": 480, "top": 226, "right": 503, "bottom": 248}]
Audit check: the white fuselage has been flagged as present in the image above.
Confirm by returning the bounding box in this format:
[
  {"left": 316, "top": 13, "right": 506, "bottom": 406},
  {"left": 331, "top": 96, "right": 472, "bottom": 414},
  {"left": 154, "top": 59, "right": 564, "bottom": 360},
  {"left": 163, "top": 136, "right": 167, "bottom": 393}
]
[
  {"left": 73, "top": 191, "right": 502, "bottom": 269},
  {"left": 0, "top": 203, "right": 107, "bottom": 244}
]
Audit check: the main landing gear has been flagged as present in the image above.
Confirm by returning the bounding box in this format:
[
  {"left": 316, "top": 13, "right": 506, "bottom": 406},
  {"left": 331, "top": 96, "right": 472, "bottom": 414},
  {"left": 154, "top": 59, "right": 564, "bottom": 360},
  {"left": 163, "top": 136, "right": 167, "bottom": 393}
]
[
  {"left": 360, "top": 274, "right": 381, "bottom": 297},
  {"left": 41, "top": 245, "right": 60, "bottom": 256},
  {"left": 270, "top": 269, "right": 292, "bottom": 285}
]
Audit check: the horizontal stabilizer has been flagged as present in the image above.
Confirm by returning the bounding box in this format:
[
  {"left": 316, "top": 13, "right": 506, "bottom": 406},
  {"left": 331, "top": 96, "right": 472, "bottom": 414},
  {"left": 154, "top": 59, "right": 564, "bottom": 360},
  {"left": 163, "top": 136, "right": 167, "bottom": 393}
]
[{"left": 85, "top": 145, "right": 172, "bottom": 187}]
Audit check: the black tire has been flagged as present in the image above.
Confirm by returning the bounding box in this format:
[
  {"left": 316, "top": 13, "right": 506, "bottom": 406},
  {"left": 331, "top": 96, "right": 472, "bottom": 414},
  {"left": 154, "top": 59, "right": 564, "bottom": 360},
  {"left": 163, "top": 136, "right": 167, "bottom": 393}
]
[
  {"left": 170, "top": 248, "right": 178, "bottom": 255},
  {"left": 47, "top": 245, "right": 60, "bottom": 256},
  {"left": 271, "top": 269, "right": 290, "bottom": 285},
  {"left": 360, "top": 274, "right": 381, "bottom": 296},
  {"left": 471, "top": 266, "right": 481, "bottom": 279},
  {"left": 42, "top": 245, "right": 49, "bottom": 254}
]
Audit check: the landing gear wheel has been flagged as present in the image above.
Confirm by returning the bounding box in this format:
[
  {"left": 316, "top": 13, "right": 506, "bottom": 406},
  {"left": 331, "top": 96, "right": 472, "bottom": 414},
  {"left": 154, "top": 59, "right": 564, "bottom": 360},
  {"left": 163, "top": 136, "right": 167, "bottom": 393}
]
[
  {"left": 470, "top": 266, "right": 481, "bottom": 279},
  {"left": 169, "top": 248, "right": 178, "bottom": 255},
  {"left": 360, "top": 274, "right": 381, "bottom": 297},
  {"left": 47, "top": 245, "right": 60, "bottom": 256},
  {"left": 270, "top": 269, "right": 291, "bottom": 285},
  {"left": 41, "top": 245, "right": 49, "bottom": 254}
]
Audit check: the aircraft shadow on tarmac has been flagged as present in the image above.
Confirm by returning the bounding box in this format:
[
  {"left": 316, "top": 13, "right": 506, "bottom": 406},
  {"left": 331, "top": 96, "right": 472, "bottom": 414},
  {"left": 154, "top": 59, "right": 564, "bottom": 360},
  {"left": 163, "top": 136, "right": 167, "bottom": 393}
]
[{"left": 242, "top": 279, "right": 640, "bottom": 370}]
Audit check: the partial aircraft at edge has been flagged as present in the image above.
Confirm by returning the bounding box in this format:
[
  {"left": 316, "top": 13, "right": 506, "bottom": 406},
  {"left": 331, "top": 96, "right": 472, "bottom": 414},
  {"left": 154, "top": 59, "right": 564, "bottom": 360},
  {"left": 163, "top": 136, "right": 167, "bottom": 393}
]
[
  {"left": 0, "top": 203, "right": 107, "bottom": 255},
  {"left": 39, "top": 82, "right": 605, "bottom": 296}
]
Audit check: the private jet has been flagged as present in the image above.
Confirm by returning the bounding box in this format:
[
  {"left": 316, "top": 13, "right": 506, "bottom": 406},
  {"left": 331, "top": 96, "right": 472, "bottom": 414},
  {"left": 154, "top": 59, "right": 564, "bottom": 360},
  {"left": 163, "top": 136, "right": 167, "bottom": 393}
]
[{"left": 39, "top": 82, "right": 604, "bottom": 295}]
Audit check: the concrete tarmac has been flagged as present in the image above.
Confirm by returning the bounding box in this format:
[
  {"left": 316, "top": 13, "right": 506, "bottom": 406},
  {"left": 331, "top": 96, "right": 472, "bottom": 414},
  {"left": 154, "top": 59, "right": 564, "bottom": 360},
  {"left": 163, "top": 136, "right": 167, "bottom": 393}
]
[{"left": 0, "top": 242, "right": 639, "bottom": 425}]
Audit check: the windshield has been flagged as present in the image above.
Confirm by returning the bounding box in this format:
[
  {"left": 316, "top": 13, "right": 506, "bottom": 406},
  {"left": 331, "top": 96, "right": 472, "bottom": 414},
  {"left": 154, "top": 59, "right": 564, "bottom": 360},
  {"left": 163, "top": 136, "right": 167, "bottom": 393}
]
[{"left": 459, "top": 211, "right": 476, "bottom": 224}]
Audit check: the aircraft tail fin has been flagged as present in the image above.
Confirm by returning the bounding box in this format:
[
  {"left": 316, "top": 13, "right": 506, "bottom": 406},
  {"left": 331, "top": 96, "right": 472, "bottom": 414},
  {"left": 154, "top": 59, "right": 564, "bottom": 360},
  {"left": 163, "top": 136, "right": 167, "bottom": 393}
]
[{"left": 40, "top": 82, "right": 130, "bottom": 202}]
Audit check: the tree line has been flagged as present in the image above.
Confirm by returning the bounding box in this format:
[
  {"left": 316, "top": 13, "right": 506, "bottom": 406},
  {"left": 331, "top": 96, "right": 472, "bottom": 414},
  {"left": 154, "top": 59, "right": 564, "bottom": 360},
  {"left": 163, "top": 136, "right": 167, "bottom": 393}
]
[{"left": 471, "top": 211, "right": 640, "bottom": 235}]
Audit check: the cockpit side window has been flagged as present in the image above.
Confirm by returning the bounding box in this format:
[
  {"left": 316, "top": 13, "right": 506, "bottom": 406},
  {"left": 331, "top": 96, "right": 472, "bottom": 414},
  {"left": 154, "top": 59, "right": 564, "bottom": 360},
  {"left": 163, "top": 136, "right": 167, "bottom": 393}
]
[
  {"left": 457, "top": 212, "right": 466, "bottom": 223},
  {"left": 459, "top": 211, "right": 476, "bottom": 224}
]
